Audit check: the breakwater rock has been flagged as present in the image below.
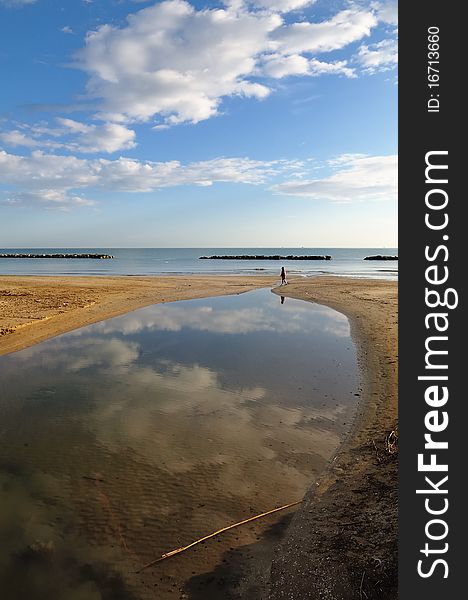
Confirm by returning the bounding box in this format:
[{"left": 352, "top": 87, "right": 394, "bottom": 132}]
[
  {"left": 199, "top": 254, "right": 332, "bottom": 260},
  {"left": 364, "top": 255, "right": 398, "bottom": 261},
  {"left": 0, "top": 253, "right": 114, "bottom": 259}
]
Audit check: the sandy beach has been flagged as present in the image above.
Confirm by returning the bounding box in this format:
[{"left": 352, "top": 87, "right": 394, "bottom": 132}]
[{"left": 0, "top": 275, "right": 397, "bottom": 598}]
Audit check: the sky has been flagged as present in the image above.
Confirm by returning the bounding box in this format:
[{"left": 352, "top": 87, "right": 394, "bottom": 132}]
[{"left": 0, "top": 0, "right": 397, "bottom": 248}]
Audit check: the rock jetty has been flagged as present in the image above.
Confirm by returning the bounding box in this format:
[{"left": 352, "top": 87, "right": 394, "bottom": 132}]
[
  {"left": 199, "top": 254, "right": 332, "bottom": 260},
  {"left": 363, "top": 255, "right": 398, "bottom": 261},
  {"left": 0, "top": 253, "right": 114, "bottom": 259}
]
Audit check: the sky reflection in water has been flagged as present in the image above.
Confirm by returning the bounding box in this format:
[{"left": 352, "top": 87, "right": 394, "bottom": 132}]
[{"left": 0, "top": 289, "right": 358, "bottom": 599}]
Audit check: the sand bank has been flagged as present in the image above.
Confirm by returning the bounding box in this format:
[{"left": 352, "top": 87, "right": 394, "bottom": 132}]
[{"left": 0, "top": 275, "right": 397, "bottom": 598}]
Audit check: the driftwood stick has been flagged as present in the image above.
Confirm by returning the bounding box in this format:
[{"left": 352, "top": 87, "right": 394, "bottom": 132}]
[{"left": 136, "top": 500, "right": 302, "bottom": 573}]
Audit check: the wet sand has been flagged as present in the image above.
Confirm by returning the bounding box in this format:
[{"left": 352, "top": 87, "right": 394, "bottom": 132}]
[
  {"left": 269, "top": 278, "right": 398, "bottom": 599},
  {"left": 0, "top": 275, "right": 397, "bottom": 598}
]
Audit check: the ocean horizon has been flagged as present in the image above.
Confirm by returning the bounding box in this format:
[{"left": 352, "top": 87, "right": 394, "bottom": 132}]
[{"left": 0, "top": 247, "right": 398, "bottom": 279}]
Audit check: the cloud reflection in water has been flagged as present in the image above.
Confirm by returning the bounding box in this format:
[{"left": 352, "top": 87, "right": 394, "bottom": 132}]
[{"left": 0, "top": 288, "right": 359, "bottom": 598}]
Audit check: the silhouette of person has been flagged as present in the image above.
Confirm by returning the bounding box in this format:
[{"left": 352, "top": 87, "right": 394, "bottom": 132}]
[
  {"left": 281, "top": 296, "right": 285, "bottom": 304},
  {"left": 280, "top": 266, "right": 287, "bottom": 285}
]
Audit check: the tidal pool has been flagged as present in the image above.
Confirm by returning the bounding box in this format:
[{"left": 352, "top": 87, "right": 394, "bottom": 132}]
[{"left": 0, "top": 289, "right": 359, "bottom": 599}]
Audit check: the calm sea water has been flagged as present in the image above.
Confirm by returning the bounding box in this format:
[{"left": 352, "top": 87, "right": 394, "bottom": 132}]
[
  {"left": 0, "top": 247, "right": 398, "bottom": 279},
  {"left": 0, "top": 289, "right": 358, "bottom": 599}
]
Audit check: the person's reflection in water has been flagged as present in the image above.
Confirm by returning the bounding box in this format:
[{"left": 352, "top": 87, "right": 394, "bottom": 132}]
[{"left": 281, "top": 296, "right": 285, "bottom": 304}]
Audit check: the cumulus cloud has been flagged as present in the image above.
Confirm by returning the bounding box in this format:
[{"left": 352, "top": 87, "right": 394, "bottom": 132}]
[
  {"left": 356, "top": 38, "right": 397, "bottom": 73},
  {"left": 371, "top": 0, "right": 398, "bottom": 25},
  {"left": 74, "top": 0, "right": 373, "bottom": 126},
  {"left": 272, "top": 154, "right": 397, "bottom": 202},
  {"left": 0, "top": 119, "right": 136, "bottom": 154},
  {"left": 272, "top": 9, "right": 377, "bottom": 55},
  {"left": 0, "top": 130, "right": 45, "bottom": 149},
  {"left": 76, "top": 0, "right": 278, "bottom": 125},
  {"left": 57, "top": 118, "right": 137, "bottom": 153},
  {"left": 261, "top": 54, "right": 355, "bottom": 78},
  {"left": 0, "top": 148, "right": 299, "bottom": 209}
]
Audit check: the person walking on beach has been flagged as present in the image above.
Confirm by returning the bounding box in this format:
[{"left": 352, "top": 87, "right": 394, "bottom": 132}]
[{"left": 280, "top": 266, "right": 287, "bottom": 285}]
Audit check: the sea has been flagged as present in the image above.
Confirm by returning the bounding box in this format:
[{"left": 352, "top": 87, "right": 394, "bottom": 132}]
[{"left": 0, "top": 247, "right": 398, "bottom": 279}]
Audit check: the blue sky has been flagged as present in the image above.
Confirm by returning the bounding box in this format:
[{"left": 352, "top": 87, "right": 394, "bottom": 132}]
[{"left": 0, "top": 0, "right": 397, "bottom": 248}]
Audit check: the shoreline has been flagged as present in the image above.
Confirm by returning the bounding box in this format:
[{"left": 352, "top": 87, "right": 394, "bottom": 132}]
[
  {"left": 269, "top": 278, "right": 398, "bottom": 599},
  {"left": 0, "top": 274, "right": 397, "bottom": 598}
]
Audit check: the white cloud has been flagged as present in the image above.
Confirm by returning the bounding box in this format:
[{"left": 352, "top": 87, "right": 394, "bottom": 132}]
[
  {"left": 76, "top": 0, "right": 278, "bottom": 125},
  {"left": 74, "top": 1, "right": 373, "bottom": 126},
  {"left": 261, "top": 54, "right": 355, "bottom": 78},
  {"left": 0, "top": 148, "right": 299, "bottom": 209},
  {"left": 272, "top": 154, "right": 397, "bottom": 202},
  {"left": 272, "top": 9, "right": 377, "bottom": 54},
  {"left": 0, "top": 149, "right": 397, "bottom": 209},
  {"left": 0, "top": 119, "right": 136, "bottom": 154},
  {"left": 307, "top": 58, "right": 355, "bottom": 78},
  {"left": 261, "top": 53, "right": 308, "bottom": 78},
  {"left": 3, "top": 190, "right": 96, "bottom": 211},
  {"left": 372, "top": 0, "right": 398, "bottom": 25},
  {"left": 0, "top": 130, "right": 43, "bottom": 148},
  {"left": 57, "top": 118, "right": 137, "bottom": 153},
  {"left": 356, "top": 38, "right": 397, "bottom": 73},
  {"left": 326, "top": 152, "right": 368, "bottom": 166},
  {"left": 61, "top": 26, "right": 74, "bottom": 34}
]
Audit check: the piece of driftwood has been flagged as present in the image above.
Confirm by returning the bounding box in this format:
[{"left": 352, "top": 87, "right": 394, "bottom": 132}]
[{"left": 136, "top": 500, "right": 302, "bottom": 572}]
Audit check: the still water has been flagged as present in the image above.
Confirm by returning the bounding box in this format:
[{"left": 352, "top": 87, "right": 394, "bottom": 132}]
[{"left": 0, "top": 289, "right": 359, "bottom": 599}]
